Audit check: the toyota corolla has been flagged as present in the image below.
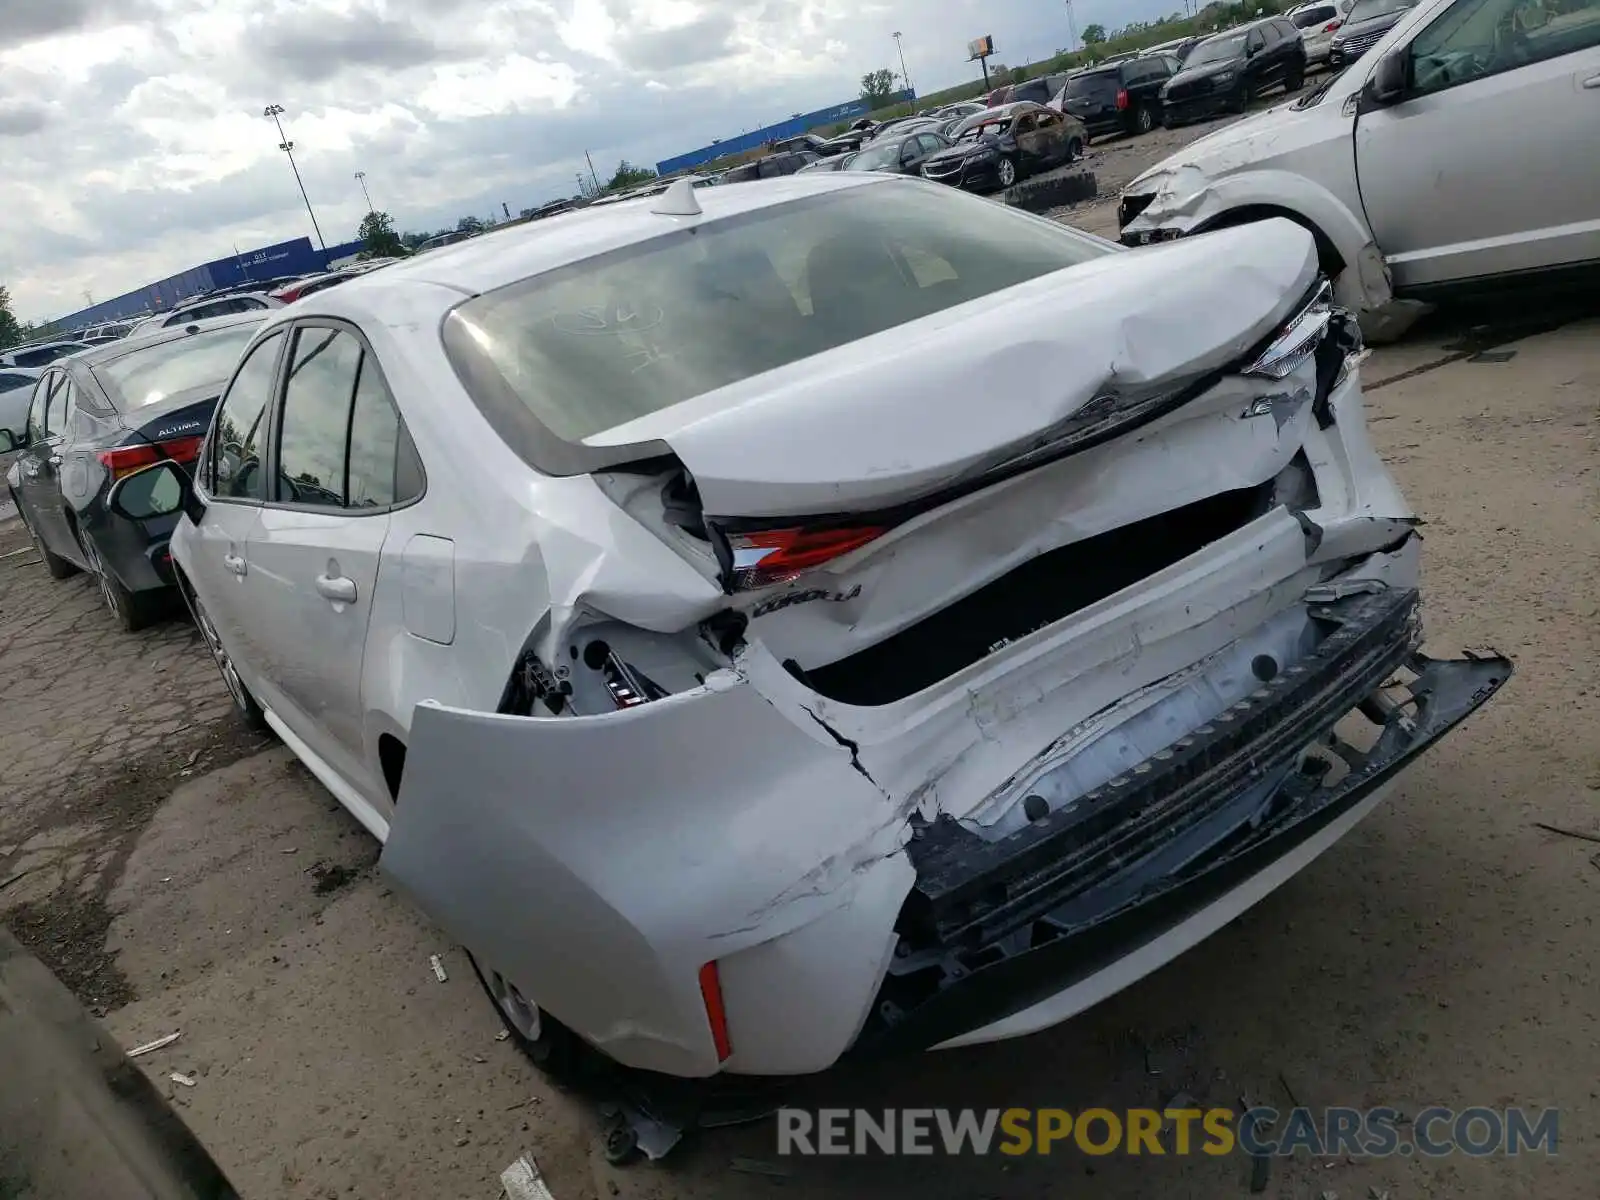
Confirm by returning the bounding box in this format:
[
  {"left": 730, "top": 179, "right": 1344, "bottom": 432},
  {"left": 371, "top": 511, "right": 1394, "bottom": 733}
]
[{"left": 106, "top": 173, "right": 1507, "bottom": 1083}]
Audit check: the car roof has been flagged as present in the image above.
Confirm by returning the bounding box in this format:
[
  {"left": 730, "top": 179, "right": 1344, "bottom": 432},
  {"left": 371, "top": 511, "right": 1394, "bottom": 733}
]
[
  {"left": 316, "top": 173, "right": 887, "bottom": 312},
  {"left": 69, "top": 311, "right": 267, "bottom": 369}
]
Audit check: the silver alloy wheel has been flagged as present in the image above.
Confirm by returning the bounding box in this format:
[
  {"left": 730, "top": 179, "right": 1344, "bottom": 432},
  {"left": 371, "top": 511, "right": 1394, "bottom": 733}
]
[
  {"left": 193, "top": 595, "right": 250, "bottom": 713},
  {"left": 488, "top": 970, "right": 543, "bottom": 1042},
  {"left": 997, "top": 157, "right": 1017, "bottom": 187}
]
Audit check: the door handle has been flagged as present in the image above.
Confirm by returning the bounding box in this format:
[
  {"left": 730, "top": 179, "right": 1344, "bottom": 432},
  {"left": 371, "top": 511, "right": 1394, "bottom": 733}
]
[
  {"left": 223, "top": 552, "right": 247, "bottom": 576},
  {"left": 315, "top": 574, "right": 358, "bottom": 605},
  {"left": 1583, "top": 73, "right": 1600, "bottom": 90}
]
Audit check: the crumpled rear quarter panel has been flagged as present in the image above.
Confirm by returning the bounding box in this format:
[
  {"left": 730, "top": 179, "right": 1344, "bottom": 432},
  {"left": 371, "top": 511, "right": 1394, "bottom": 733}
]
[{"left": 380, "top": 677, "right": 915, "bottom": 1077}]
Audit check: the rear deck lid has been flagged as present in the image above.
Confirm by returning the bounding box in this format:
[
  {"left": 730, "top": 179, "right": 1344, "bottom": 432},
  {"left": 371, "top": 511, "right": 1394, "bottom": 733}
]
[{"left": 600, "top": 218, "right": 1318, "bottom": 519}]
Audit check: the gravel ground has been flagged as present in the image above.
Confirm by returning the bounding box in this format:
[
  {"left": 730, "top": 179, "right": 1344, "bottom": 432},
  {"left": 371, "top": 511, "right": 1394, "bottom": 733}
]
[{"left": 2, "top": 111, "right": 1596, "bottom": 1196}]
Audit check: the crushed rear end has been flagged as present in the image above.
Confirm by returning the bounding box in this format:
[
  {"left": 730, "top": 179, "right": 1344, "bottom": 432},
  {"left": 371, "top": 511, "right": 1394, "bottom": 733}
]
[{"left": 380, "top": 213, "right": 1508, "bottom": 1079}]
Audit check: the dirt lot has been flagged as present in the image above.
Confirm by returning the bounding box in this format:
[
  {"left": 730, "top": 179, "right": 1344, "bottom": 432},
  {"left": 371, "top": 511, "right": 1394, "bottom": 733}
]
[{"left": 3, "top": 114, "right": 1597, "bottom": 1197}]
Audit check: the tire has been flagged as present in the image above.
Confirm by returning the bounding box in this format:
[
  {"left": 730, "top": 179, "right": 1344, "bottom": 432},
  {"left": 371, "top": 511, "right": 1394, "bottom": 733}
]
[
  {"left": 1231, "top": 82, "right": 1252, "bottom": 113},
  {"left": 1004, "top": 167, "right": 1098, "bottom": 213},
  {"left": 17, "top": 499, "right": 77, "bottom": 580},
  {"left": 79, "top": 531, "right": 162, "bottom": 633},
  {"left": 186, "top": 584, "right": 267, "bottom": 730},
  {"left": 1133, "top": 103, "right": 1156, "bottom": 135},
  {"left": 995, "top": 155, "right": 1018, "bottom": 189},
  {"left": 1066, "top": 137, "right": 1084, "bottom": 164},
  {"left": 467, "top": 952, "right": 583, "bottom": 1081}
]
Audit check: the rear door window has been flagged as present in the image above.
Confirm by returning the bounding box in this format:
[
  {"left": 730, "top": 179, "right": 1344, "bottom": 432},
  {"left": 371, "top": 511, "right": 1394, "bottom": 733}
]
[
  {"left": 45, "top": 374, "right": 70, "bottom": 436},
  {"left": 275, "top": 327, "right": 363, "bottom": 508},
  {"left": 206, "top": 331, "right": 284, "bottom": 501}
]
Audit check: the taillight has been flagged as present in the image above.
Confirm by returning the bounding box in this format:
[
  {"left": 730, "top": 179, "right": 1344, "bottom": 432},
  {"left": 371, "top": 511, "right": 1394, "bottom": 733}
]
[
  {"left": 98, "top": 435, "right": 204, "bottom": 482},
  {"left": 1115, "top": 88, "right": 1130, "bottom": 111},
  {"left": 1325, "top": 19, "right": 1341, "bottom": 29},
  {"left": 723, "top": 525, "right": 887, "bottom": 591}
]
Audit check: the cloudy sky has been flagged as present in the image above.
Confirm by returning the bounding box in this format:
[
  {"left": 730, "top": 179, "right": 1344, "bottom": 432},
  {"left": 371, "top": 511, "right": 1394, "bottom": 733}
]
[{"left": 1, "top": 0, "right": 1171, "bottom": 323}]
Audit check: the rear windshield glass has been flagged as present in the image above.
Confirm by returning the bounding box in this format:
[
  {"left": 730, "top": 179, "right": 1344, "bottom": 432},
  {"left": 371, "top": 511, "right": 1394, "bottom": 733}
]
[
  {"left": 1189, "top": 32, "right": 1248, "bottom": 63},
  {"left": 1293, "top": 5, "right": 1337, "bottom": 25},
  {"left": 1064, "top": 70, "right": 1120, "bottom": 98},
  {"left": 449, "top": 182, "right": 1111, "bottom": 445},
  {"left": 95, "top": 322, "right": 263, "bottom": 411},
  {"left": 12, "top": 344, "right": 87, "bottom": 368}
]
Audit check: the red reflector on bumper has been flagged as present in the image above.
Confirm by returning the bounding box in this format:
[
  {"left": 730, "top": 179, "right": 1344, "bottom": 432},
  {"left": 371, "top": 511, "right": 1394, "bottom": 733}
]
[{"left": 698, "top": 961, "right": 733, "bottom": 1062}]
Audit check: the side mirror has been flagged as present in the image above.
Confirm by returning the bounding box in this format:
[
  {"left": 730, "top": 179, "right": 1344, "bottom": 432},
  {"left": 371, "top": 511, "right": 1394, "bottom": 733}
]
[
  {"left": 1246, "top": 42, "right": 1261, "bottom": 57},
  {"left": 106, "top": 460, "right": 204, "bottom": 525},
  {"left": 1367, "top": 50, "right": 1408, "bottom": 104},
  {"left": 0, "top": 429, "right": 15, "bottom": 454}
]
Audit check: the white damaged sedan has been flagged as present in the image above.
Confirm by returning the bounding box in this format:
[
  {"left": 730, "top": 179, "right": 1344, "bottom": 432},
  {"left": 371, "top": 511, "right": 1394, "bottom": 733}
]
[{"left": 108, "top": 173, "right": 1507, "bottom": 1080}]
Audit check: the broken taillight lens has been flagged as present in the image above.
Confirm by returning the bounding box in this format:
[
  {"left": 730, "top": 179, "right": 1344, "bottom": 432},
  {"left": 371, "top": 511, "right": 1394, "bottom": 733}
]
[{"left": 724, "top": 525, "right": 887, "bottom": 592}]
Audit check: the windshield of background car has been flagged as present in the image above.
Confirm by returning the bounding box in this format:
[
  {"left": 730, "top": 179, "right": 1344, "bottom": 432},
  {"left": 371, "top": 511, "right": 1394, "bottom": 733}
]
[
  {"left": 1347, "top": 0, "right": 1414, "bottom": 20},
  {"left": 1063, "top": 69, "right": 1120, "bottom": 99},
  {"left": 958, "top": 119, "right": 1008, "bottom": 141},
  {"left": 846, "top": 142, "right": 904, "bottom": 169},
  {"left": 1189, "top": 32, "right": 1248, "bottom": 62},
  {"left": 94, "top": 322, "right": 264, "bottom": 411},
  {"left": 447, "top": 183, "right": 1112, "bottom": 445}
]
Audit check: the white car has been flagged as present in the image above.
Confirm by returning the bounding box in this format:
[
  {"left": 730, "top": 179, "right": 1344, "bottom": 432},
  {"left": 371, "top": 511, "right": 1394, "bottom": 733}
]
[
  {"left": 1287, "top": 0, "right": 1355, "bottom": 63},
  {"left": 108, "top": 174, "right": 1507, "bottom": 1082},
  {"left": 131, "top": 293, "right": 283, "bottom": 336},
  {"left": 0, "top": 366, "right": 39, "bottom": 444},
  {"left": 1118, "top": 0, "right": 1600, "bottom": 334}
]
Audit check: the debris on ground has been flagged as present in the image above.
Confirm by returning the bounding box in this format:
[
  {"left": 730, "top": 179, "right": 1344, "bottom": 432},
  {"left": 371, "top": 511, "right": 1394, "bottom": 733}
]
[
  {"left": 126, "top": 1030, "right": 182, "bottom": 1057},
  {"left": 1369, "top": 1187, "right": 1391, "bottom": 1200},
  {"left": 169, "top": 1071, "right": 197, "bottom": 1087},
  {"left": 495, "top": 1029, "right": 511, "bottom": 1042},
  {"left": 729, "top": 1157, "right": 792, "bottom": 1179},
  {"left": 500, "top": 1151, "right": 557, "bottom": 1200},
  {"left": 430, "top": 953, "right": 448, "bottom": 982},
  {"left": 1532, "top": 821, "right": 1600, "bottom": 845}
]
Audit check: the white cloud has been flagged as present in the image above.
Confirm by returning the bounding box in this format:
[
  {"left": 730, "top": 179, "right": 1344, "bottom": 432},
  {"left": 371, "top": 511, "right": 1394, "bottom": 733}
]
[{"left": 1, "top": 0, "right": 1166, "bottom": 324}]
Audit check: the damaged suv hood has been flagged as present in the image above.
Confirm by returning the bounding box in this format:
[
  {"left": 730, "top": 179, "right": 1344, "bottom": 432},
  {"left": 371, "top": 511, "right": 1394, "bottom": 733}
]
[{"left": 590, "top": 219, "right": 1319, "bottom": 519}]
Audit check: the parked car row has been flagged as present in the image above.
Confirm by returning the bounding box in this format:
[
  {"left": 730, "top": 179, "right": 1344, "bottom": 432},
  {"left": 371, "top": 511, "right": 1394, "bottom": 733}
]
[
  {"left": 59, "top": 170, "right": 1504, "bottom": 1100},
  {"left": 1117, "top": 0, "right": 1600, "bottom": 330}
]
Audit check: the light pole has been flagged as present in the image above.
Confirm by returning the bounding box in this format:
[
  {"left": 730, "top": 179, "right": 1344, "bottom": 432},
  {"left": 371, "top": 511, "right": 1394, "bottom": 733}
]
[
  {"left": 892, "top": 31, "right": 915, "bottom": 104},
  {"left": 263, "top": 104, "right": 327, "bottom": 251},
  {"left": 1064, "top": 0, "right": 1081, "bottom": 52},
  {"left": 354, "top": 171, "right": 374, "bottom": 213}
]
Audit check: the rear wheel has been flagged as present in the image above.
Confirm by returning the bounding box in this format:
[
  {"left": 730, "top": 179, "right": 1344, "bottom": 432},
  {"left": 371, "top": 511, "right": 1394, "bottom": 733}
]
[
  {"left": 188, "top": 586, "right": 266, "bottom": 730},
  {"left": 996, "top": 155, "right": 1018, "bottom": 189},
  {"left": 1133, "top": 103, "right": 1156, "bottom": 134},
  {"left": 79, "top": 532, "right": 162, "bottom": 633},
  {"left": 468, "top": 952, "right": 582, "bottom": 1080}
]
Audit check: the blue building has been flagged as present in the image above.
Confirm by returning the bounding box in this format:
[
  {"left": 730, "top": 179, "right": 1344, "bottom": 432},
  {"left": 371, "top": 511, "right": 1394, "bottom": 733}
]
[
  {"left": 55, "top": 235, "right": 366, "bottom": 330},
  {"left": 655, "top": 91, "right": 915, "bottom": 175}
]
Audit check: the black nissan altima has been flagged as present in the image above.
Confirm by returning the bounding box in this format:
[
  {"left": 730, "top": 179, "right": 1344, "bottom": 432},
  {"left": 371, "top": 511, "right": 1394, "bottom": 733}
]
[{"left": 4, "top": 312, "right": 265, "bottom": 631}]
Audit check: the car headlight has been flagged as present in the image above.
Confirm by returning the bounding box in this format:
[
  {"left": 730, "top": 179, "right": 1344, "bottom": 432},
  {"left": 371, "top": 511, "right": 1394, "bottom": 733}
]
[
  {"left": 1213, "top": 70, "right": 1236, "bottom": 83},
  {"left": 970, "top": 148, "right": 997, "bottom": 162}
]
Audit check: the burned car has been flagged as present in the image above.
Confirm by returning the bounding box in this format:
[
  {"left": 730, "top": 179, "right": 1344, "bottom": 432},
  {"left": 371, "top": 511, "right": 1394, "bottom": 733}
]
[
  {"left": 920, "top": 102, "right": 1087, "bottom": 192},
  {"left": 111, "top": 174, "right": 1507, "bottom": 1082}
]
